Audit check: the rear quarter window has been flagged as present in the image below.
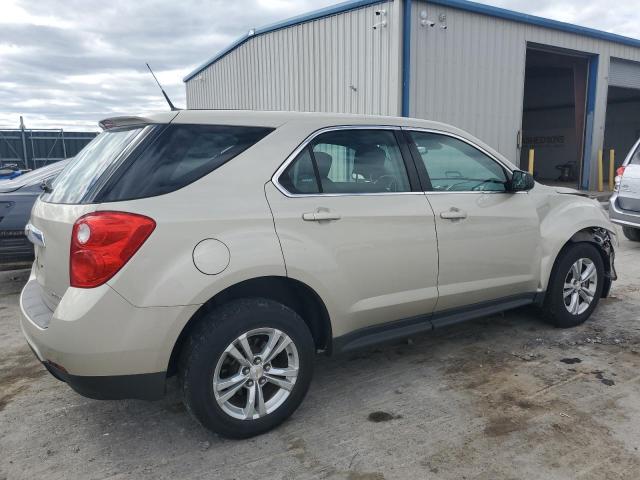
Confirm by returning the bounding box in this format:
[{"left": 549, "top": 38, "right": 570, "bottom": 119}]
[{"left": 98, "top": 124, "right": 273, "bottom": 202}]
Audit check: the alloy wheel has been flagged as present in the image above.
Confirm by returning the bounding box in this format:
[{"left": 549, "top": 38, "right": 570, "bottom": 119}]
[
  {"left": 563, "top": 257, "right": 598, "bottom": 315},
  {"left": 213, "top": 328, "right": 299, "bottom": 420}
]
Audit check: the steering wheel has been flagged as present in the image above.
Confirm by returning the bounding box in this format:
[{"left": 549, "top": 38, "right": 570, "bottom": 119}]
[
  {"left": 470, "top": 178, "right": 505, "bottom": 191},
  {"left": 374, "top": 175, "right": 399, "bottom": 192}
]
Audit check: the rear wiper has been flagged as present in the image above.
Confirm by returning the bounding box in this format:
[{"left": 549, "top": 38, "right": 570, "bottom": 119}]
[{"left": 40, "top": 178, "right": 54, "bottom": 193}]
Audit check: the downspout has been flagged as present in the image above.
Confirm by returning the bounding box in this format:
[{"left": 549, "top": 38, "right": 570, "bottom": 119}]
[
  {"left": 581, "top": 55, "right": 599, "bottom": 190},
  {"left": 401, "top": 0, "right": 412, "bottom": 117}
]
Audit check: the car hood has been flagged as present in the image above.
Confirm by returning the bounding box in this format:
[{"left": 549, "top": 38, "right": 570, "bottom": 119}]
[
  {"left": 553, "top": 186, "right": 589, "bottom": 197},
  {"left": 0, "top": 160, "right": 69, "bottom": 193},
  {"left": 0, "top": 183, "right": 23, "bottom": 194}
]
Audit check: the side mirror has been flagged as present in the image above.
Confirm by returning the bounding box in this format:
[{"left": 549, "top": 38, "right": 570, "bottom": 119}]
[{"left": 509, "top": 170, "right": 535, "bottom": 192}]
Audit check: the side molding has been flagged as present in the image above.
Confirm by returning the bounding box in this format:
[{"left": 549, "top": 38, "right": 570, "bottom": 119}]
[{"left": 332, "top": 293, "right": 537, "bottom": 353}]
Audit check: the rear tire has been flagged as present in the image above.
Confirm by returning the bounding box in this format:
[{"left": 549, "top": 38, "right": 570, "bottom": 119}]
[
  {"left": 179, "top": 298, "right": 315, "bottom": 438},
  {"left": 542, "top": 243, "right": 604, "bottom": 328},
  {"left": 622, "top": 226, "right": 640, "bottom": 242}
]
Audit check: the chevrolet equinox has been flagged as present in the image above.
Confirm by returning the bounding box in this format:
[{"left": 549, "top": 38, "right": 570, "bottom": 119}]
[{"left": 20, "top": 111, "right": 617, "bottom": 438}]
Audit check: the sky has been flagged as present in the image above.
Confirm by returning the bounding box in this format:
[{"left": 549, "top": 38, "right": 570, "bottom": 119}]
[{"left": 1, "top": 0, "right": 639, "bottom": 131}]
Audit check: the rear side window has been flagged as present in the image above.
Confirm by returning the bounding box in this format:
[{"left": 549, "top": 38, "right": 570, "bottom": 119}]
[
  {"left": 278, "top": 129, "right": 411, "bottom": 195},
  {"left": 99, "top": 124, "right": 273, "bottom": 201},
  {"left": 279, "top": 148, "right": 321, "bottom": 194}
]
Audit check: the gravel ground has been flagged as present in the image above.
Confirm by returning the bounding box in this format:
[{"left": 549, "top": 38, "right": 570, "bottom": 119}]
[{"left": 1, "top": 229, "right": 639, "bottom": 480}]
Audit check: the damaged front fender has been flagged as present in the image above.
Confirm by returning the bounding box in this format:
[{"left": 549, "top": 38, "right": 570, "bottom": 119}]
[{"left": 571, "top": 227, "right": 617, "bottom": 297}]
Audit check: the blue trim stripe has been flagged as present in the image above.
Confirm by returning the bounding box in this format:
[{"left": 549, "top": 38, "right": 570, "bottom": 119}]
[
  {"left": 401, "top": 0, "right": 412, "bottom": 117},
  {"left": 183, "top": 0, "right": 386, "bottom": 82},
  {"left": 428, "top": 0, "right": 640, "bottom": 49}
]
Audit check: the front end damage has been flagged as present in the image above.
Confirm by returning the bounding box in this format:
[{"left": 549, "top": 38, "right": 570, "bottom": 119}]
[
  {"left": 570, "top": 227, "right": 617, "bottom": 297},
  {"left": 592, "top": 228, "right": 617, "bottom": 298}
]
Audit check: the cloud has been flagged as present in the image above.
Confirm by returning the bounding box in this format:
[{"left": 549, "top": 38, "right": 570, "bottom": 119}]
[{"left": 0, "top": 0, "right": 638, "bottom": 130}]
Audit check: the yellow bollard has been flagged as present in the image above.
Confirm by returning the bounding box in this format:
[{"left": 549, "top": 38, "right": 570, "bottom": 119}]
[
  {"left": 597, "top": 149, "right": 603, "bottom": 192},
  {"left": 609, "top": 150, "right": 615, "bottom": 191},
  {"left": 528, "top": 149, "right": 535, "bottom": 175}
]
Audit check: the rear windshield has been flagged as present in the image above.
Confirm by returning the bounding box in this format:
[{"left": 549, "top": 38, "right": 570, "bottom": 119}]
[
  {"left": 43, "top": 126, "right": 147, "bottom": 204},
  {"left": 631, "top": 144, "right": 640, "bottom": 165},
  {"left": 42, "top": 123, "right": 273, "bottom": 204}
]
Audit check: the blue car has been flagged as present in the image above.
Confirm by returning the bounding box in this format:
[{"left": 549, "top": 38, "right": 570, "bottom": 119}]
[
  {"left": 0, "top": 160, "right": 69, "bottom": 261},
  {"left": 0, "top": 166, "right": 25, "bottom": 181}
]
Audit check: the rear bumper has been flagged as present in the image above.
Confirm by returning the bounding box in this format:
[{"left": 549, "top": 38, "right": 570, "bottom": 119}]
[
  {"left": 42, "top": 360, "right": 166, "bottom": 400},
  {"left": 19, "top": 270, "right": 199, "bottom": 400},
  {"left": 609, "top": 193, "right": 640, "bottom": 228}
]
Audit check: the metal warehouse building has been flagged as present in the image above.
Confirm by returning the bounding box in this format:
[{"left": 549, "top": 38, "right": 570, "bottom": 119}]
[{"left": 184, "top": 0, "right": 640, "bottom": 190}]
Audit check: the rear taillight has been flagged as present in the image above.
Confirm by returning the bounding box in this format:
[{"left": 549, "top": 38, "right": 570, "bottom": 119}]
[
  {"left": 614, "top": 166, "right": 626, "bottom": 192},
  {"left": 70, "top": 211, "right": 155, "bottom": 288}
]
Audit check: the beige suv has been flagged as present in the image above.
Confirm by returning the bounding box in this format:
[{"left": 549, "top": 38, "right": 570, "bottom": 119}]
[{"left": 20, "top": 110, "right": 616, "bottom": 438}]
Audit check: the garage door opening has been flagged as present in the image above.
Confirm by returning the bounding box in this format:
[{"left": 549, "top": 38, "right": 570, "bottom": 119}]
[
  {"left": 604, "top": 83, "right": 640, "bottom": 186},
  {"left": 520, "top": 47, "right": 590, "bottom": 189}
]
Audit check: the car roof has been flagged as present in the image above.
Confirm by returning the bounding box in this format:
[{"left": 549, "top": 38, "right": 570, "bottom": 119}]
[
  {"left": 99, "top": 110, "right": 515, "bottom": 168},
  {"left": 101, "top": 109, "right": 457, "bottom": 130},
  {"left": 177, "top": 109, "right": 459, "bottom": 130}
]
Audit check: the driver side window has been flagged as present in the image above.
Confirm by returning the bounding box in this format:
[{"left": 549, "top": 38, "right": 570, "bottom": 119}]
[{"left": 409, "top": 131, "right": 507, "bottom": 192}]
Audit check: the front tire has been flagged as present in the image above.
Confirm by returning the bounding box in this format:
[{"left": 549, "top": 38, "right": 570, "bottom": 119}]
[
  {"left": 543, "top": 243, "right": 604, "bottom": 328},
  {"left": 179, "top": 298, "right": 315, "bottom": 438},
  {"left": 622, "top": 226, "right": 640, "bottom": 242}
]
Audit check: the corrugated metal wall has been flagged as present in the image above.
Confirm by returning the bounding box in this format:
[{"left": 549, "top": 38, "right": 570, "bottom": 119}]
[
  {"left": 411, "top": 0, "right": 640, "bottom": 180},
  {"left": 610, "top": 58, "right": 640, "bottom": 89},
  {"left": 186, "top": 0, "right": 640, "bottom": 187},
  {"left": 186, "top": 1, "right": 402, "bottom": 116}
]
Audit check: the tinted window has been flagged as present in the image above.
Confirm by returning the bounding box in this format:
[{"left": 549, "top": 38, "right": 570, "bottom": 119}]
[
  {"left": 43, "top": 127, "right": 147, "bottom": 203},
  {"left": 99, "top": 124, "right": 273, "bottom": 201},
  {"left": 279, "top": 129, "right": 410, "bottom": 194},
  {"left": 409, "top": 132, "right": 507, "bottom": 192}
]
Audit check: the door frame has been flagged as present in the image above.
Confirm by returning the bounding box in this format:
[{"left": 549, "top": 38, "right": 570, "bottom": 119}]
[{"left": 519, "top": 43, "right": 598, "bottom": 190}]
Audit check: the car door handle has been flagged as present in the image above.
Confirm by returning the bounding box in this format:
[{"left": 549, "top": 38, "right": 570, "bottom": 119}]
[
  {"left": 302, "top": 210, "right": 341, "bottom": 221},
  {"left": 440, "top": 208, "right": 467, "bottom": 220}
]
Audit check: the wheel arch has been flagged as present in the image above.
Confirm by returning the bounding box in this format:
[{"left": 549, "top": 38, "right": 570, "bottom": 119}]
[
  {"left": 544, "top": 226, "right": 616, "bottom": 300},
  {"left": 167, "top": 276, "right": 332, "bottom": 376}
]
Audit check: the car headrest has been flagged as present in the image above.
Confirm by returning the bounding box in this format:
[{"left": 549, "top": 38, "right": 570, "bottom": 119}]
[
  {"left": 314, "top": 152, "right": 333, "bottom": 178},
  {"left": 353, "top": 146, "right": 387, "bottom": 178}
]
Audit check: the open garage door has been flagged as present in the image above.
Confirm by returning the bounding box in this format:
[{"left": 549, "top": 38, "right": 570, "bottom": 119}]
[
  {"left": 520, "top": 46, "right": 590, "bottom": 189},
  {"left": 604, "top": 59, "right": 640, "bottom": 184},
  {"left": 610, "top": 59, "right": 640, "bottom": 90}
]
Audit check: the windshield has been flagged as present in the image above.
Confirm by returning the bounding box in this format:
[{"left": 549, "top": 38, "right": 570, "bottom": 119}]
[
  {"left": 0, "top": 160, "right": 69, "bottom": 193},
  {"left": 42, "top": 126, "right": 147, "bottom": 204}
]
